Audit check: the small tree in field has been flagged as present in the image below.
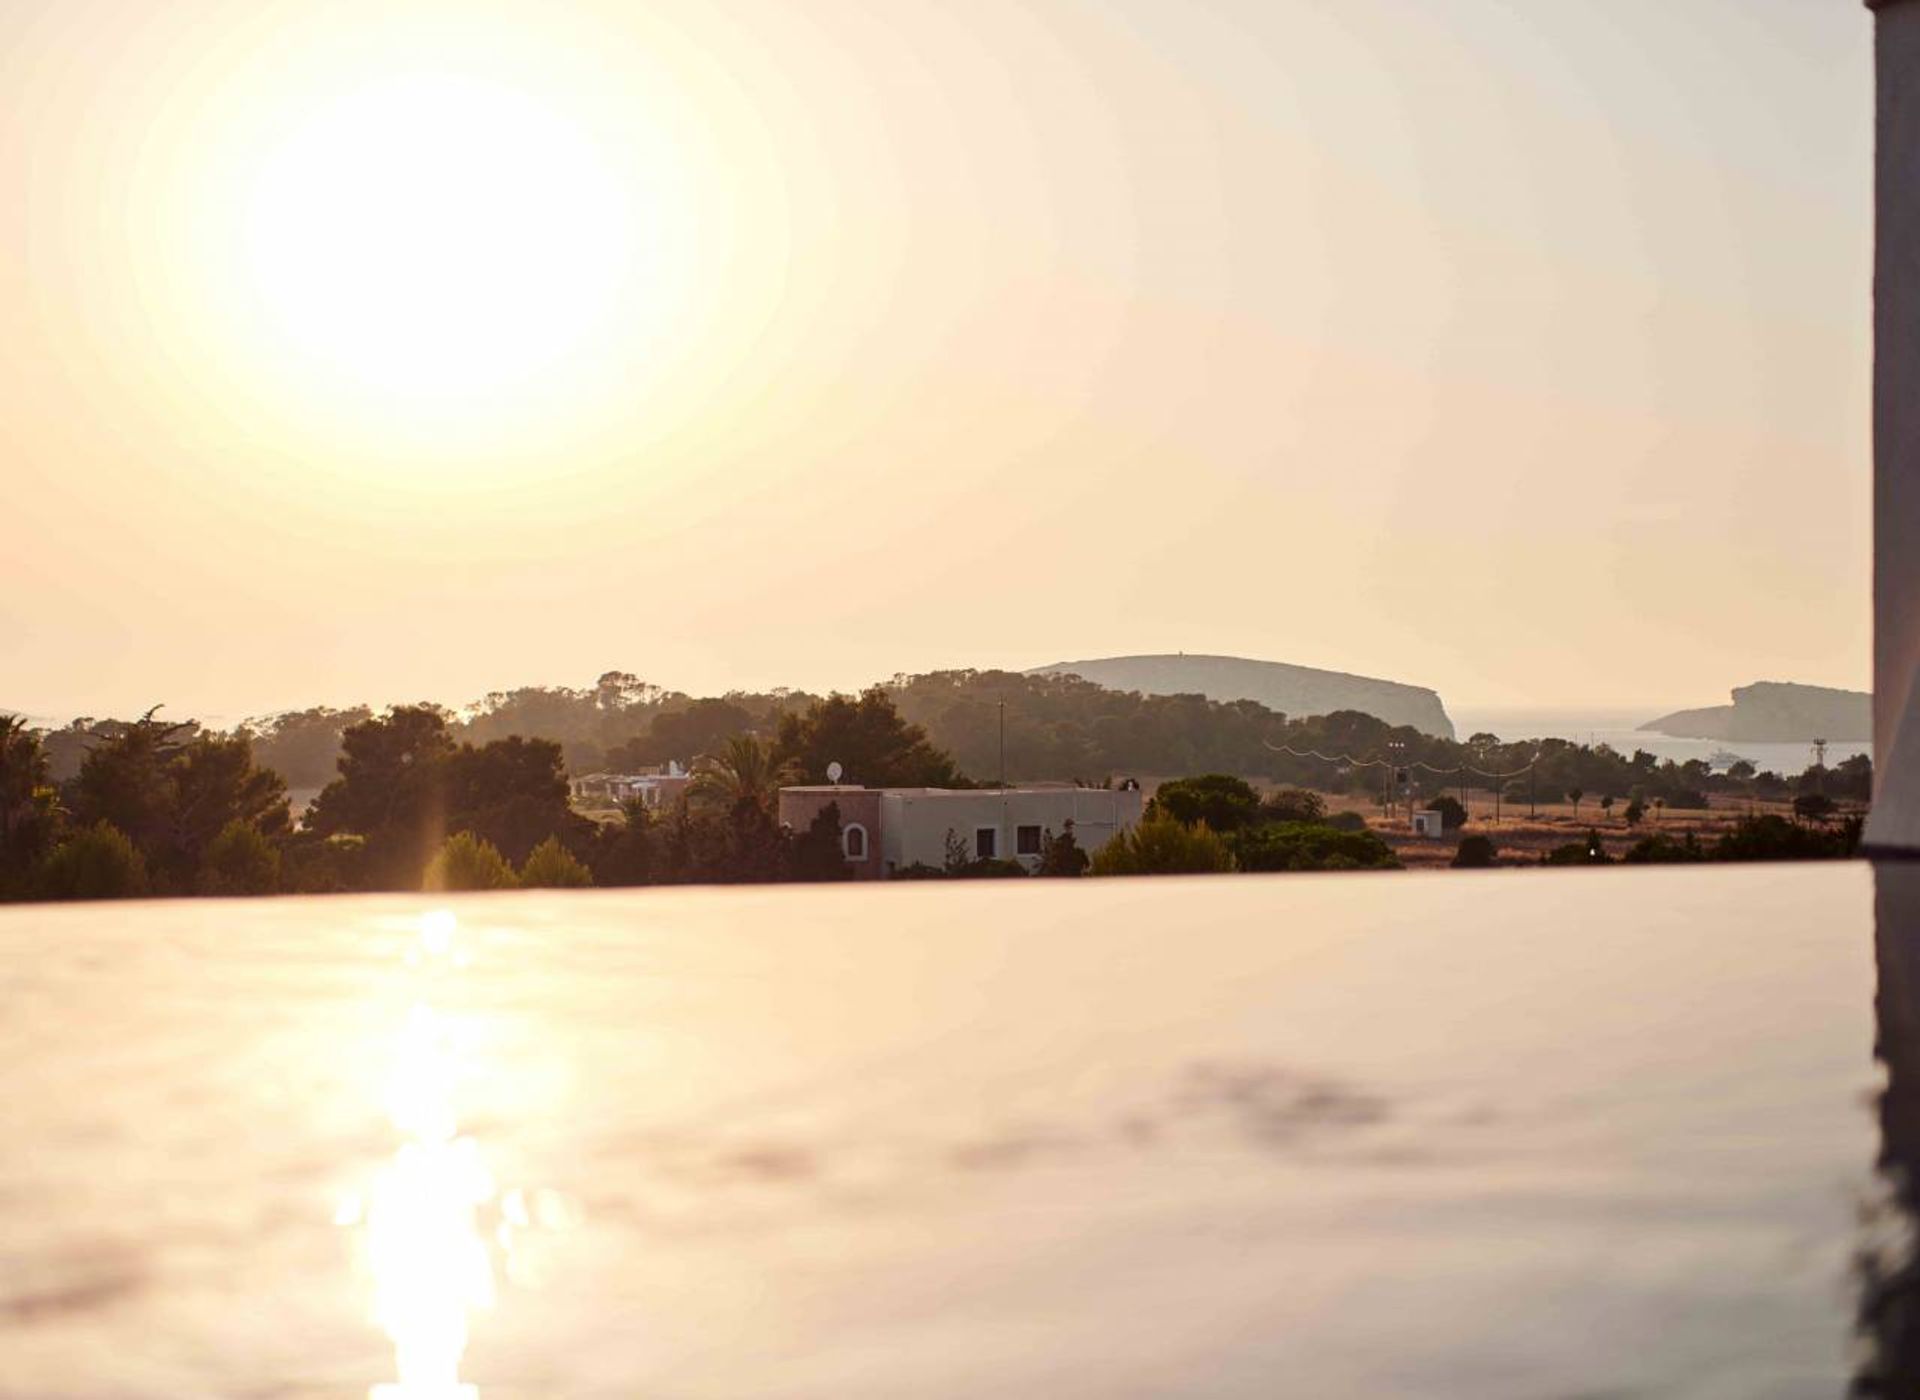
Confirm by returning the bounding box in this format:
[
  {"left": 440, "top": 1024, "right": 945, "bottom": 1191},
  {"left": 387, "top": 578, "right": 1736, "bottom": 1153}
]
[
  {"left": 1623, "top": 798, "right": 1646, "bottom": 828},
  {"left": 425, "top": 832, "right": 517, "bottom": 892},
  {"left": 1600, "top": 795, "right": 1615, "bottom": 822},
  {"left": 520, "top": 836, "right": 593, "bottom": 888},
  {"left": 1793, "top": 792, "right": 1837, "bottom": 826},
  {"left": 1567, "top": 787, "right": 1584, "bottom": 821},
  {"left": 1451, "top": 834, "right": 1496, "bottom": 868}
]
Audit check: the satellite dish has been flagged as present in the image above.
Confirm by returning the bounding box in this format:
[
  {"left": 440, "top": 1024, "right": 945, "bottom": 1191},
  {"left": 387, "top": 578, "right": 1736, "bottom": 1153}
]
[{"left": 827, "top": 761, "right": 844, "bottom": 784}]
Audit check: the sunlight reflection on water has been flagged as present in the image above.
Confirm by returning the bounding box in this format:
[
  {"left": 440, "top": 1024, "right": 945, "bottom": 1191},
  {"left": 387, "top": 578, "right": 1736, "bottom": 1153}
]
[{"left": 347, "top": 911, "right": 494, "bottom": 1400}]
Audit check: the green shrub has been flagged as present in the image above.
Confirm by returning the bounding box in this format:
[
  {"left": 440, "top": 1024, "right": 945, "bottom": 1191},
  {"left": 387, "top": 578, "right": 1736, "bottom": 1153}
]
[
  {"left": 39, "top": 821, "right": 149, "bottom": 900},
  {"left": 519, "top": 836, "right": 593, "bottom": 888},
  {"left": 1232, "top": 821, "right": 1399, "bottom": 872},
  {"left": 1542, "top": 830, "right": 1611, "bottom": 866},
  {"left": 786, "top": 802, "right": 853, "bottom": 883},
  {"left": 280, "top": 831, "right": 367, "bottom": 894},
  {"left": 1258, "top": 787, "right": 1327, "bottom": 825},
  {"left": 425, "top": 831, "right": 518, "bottom": 892},
  {"left": 1792, "top": 793, "right": 1837, "bottom": 825},
  {"left": 1715, "top": 813, "right": 1856, "bottom": 861},
  {"left": 197, "top": 819, "right": 282, "bottom": 895},
  {"left": 889, "top": 862, "right": 947, "bottom": 880},
  {"left": 1451, "top": 834, "right": 1496, "bottom": 869},
  {"left": 1091, "top": 813, "right": 1234, "bottom": 876},
  {"left": 1321, "top": 810, "right": 1369, "bottom": 833},
  {"left": 947, "top": 857, "right": 1030, "bottom": 879},
  {"left": 1036, "top": 826, "right": 1089, "bottom": 877},
  {"left": 1153, "top": 775, "right": 1261, "bottom": 832},
  {"left": 1622, "top": 832, "right": 1704, "bottom": 864}
]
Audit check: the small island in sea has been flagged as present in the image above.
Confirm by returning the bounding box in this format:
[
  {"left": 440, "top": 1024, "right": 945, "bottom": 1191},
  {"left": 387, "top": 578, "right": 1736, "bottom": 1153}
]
[{"left": 1640, "top": 681, "right": 1870, "bottom": 743}]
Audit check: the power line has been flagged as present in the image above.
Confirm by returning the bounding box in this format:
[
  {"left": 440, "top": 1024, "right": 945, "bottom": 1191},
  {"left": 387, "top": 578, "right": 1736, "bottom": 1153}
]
[{"left": 1261, "top": 739, "right": 1539, "bottom": 781}]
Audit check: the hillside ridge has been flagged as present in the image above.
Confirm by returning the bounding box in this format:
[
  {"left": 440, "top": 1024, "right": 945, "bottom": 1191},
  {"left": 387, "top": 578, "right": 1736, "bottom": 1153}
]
[
  {"left": 1640, "top": 681, "right": 1870, "bottom": 743},
  {"left": 1029, "top": 653, "right": 1455, "bottom": 739}
]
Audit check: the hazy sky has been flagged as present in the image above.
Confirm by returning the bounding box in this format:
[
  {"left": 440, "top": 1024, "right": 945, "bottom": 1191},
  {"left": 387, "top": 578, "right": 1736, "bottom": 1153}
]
[{"left": 0, "top": 0, "right": 1873, "bottom": 722}]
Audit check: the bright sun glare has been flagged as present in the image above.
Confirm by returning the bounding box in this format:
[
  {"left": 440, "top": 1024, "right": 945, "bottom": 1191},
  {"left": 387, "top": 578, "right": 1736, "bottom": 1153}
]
[{"left": 244, "top": 74, "right": 636, "bottom": 402}]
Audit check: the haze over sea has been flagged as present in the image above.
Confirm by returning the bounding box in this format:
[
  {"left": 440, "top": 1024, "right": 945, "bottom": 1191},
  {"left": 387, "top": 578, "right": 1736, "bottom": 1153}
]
[{"left": 1454, "top": 708, "right": 1871, "bottom": 775}]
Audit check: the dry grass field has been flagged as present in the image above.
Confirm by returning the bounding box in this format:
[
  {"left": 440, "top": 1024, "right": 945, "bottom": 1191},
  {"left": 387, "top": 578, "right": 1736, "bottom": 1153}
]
[{"left": 1313, "top": 791, "right": 1856, "bottom": 869}]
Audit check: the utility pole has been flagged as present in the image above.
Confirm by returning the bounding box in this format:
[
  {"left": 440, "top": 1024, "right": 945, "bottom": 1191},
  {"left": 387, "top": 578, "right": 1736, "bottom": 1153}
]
[{"left": 998, "top": 701, "right": 1007, "bottom": 789}]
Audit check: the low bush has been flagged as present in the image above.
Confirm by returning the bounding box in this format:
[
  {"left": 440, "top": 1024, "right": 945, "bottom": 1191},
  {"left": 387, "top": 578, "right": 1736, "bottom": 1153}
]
[
  {"left": 39, "top": 821, "right": 149, "bottom": 900},
  {"left": 1451, "top": 834, "right": 1496, "bottom": 868},
  {"left": 425, "top": 832, "right": 518, "bottom": 892},
  {"left": 197, "top": 820, "right": 282, "bottom": 895},
  {"left": 1091, "top": 813, "right": 1235, "bottom": 876},
  {"left": 1231, "top": 822, "right": 1399, "bottom": 872},
  {"left": 1258, "top": 787, "right": 1327, "bottom": 825},
  {"left": 1542, "top": 830, "right": 1611, "bottom": 866},
  {"left": 519, "top": 836, "right": 593, "bottom": 888}
]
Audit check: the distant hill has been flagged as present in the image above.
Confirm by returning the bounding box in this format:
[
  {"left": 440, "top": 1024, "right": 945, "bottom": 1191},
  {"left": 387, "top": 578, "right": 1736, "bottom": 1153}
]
[
  {"left": 1640, "top": 682, "right": 1871, "bottom": 743},
  {"left": 1028, "top": 654, "right": 1455, "bottom": 739}
]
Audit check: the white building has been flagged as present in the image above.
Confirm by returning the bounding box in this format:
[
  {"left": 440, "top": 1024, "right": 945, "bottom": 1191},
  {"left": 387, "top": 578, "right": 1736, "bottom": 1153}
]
[
  {"left": 572, "top": 762, "right": 690, "bottom": 809},
  {"left": 778, "top": 783, "right": 1145, "bottom": 878}
]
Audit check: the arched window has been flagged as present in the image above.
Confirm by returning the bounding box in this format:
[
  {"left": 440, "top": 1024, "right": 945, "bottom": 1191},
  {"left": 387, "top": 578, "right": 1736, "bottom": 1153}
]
[{"left": 843, "top": 823, "right": 868, "bottom": 860}]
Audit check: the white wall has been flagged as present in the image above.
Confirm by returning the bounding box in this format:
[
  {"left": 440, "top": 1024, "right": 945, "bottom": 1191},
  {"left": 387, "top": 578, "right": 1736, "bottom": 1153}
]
[{"left": 879, "top": 788, "right": 1144, "bottom": 873}]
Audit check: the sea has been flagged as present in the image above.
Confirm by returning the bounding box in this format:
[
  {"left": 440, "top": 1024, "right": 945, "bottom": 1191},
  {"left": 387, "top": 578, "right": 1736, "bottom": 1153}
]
[{"left": 1450, "top": 708, "right": 1871, "bottom": 775}]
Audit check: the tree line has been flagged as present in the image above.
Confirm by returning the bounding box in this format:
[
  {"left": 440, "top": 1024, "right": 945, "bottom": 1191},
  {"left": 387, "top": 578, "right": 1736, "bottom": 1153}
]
[
  {"left": 2, "top": 667, "right": 1871, "bottom": 901},
  {"left": 28, "top": 667, "right": 1869, "bottom": 810},
  {"left": 0, "top": 688, "right": 949, "bottom": 900}
]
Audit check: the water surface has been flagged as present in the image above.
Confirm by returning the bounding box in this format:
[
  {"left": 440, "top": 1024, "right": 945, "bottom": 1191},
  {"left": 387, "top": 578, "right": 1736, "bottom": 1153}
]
[{"left": 0, "top": 867, "right": 1893, "bottom": 1396}]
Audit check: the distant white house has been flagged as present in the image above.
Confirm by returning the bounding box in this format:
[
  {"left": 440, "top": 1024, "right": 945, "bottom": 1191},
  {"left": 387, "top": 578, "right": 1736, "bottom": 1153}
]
[
  {"left": 572, "top": 762, "right": 690, "bottom": 809},
  {"left": 777, "top": 783, "right": 1146, "bottom": 878}
]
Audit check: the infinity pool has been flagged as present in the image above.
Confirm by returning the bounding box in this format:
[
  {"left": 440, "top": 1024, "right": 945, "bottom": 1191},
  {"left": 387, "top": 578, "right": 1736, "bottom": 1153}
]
[{"left": 0, "top": 865, "right": 1905, "bottom": 1396}]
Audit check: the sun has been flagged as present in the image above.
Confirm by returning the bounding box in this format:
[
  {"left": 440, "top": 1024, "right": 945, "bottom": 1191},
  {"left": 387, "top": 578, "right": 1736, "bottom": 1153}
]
[{"left": 243, "top": 73, "right": 638, "bottom": 404}]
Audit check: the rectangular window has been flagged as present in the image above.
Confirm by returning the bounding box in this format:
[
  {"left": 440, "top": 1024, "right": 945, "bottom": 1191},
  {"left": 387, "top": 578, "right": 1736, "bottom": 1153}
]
[
  {"left": 975, "top": 827, "right": 997, "bottom": 860},
  {"left": 1016, "top": 824, "right": 1043, "bottom": 856}
]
